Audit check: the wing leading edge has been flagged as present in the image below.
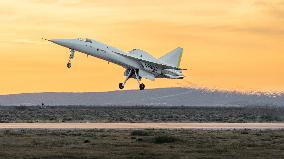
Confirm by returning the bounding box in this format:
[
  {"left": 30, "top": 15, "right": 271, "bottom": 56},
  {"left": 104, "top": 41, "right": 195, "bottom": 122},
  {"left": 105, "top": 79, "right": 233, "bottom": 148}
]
[{"left": 115, "top": 50, "right": 184, "bottom": 70}]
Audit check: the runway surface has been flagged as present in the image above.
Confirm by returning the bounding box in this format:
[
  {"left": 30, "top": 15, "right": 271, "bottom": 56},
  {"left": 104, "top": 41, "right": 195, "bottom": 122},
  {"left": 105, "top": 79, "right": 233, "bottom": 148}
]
[{"left": 0, "top": 123, "right": 283, "bottom": 129}]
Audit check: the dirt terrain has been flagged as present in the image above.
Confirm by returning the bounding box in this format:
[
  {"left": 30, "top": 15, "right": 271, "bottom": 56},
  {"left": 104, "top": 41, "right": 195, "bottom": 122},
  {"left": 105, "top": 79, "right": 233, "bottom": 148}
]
[
  {"left": 0, "top": 129, "right": 283, "bottom": 159},
  {"left": 0, "top": 106, "right": 283, "bottom": 123},
  {"left": 0, "top": 123, "right": 284, "bottom": 129}
]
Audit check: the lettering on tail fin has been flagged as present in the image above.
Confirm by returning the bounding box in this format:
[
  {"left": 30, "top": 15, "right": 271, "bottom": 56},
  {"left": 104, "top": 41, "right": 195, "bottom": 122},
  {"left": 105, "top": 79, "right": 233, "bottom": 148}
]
[{"left": 159, "top": 47, "right": 183, "bottom": 68}]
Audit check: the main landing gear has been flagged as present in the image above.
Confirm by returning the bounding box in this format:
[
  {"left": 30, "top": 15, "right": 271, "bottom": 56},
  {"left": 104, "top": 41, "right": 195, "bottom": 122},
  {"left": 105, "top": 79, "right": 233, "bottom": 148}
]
[
  {"left": 139, "top": 83, "right": 145, "bottom": 90},
  {"left": 67, "top": 49, "right": 75, "bottom": 69},
  {"left": 119, "top": 69, "right": 145, "bottom": 90}
]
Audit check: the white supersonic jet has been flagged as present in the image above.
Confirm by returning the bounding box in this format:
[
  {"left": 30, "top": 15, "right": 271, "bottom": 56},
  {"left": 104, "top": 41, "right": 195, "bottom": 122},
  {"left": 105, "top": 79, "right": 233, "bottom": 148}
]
[{"left": 47, "top": 38, "right": 186, "bottom": 90}]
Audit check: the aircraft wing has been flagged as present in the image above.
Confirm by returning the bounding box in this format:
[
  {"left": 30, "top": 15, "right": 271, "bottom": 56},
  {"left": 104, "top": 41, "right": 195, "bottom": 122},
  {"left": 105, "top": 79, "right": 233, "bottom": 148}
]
[
  {"left": 115, "top": 51, "right": 183, "bottom": 70},
  {"left": 138, "top": 69, "right": 155, "bottom": 81}
]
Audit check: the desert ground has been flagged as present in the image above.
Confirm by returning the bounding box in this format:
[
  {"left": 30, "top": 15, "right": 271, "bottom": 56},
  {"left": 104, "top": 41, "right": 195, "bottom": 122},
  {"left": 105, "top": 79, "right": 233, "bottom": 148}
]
[
  {"left": 0, "top": 129, "right": 283, "bottom": 159},
  {"left": 0, "top": 106, "right": 283, "bottom": 123},
  {"left": 0, "top": 106, "right": 283, "bottom": 158},
  {"left": 0, "top": 123, "right": 284, "bottom": 129}
]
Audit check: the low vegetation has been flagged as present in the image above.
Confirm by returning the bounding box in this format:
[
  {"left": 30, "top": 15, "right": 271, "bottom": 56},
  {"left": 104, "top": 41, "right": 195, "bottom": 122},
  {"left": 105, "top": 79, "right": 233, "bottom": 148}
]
[
  {"left": 0, "top": 106, "right": 283, "bottom": 123},
  {"left": 0, "top": 129, "right": 283, "bottom": 159},
  {"left": 153, "top": 135, "right": 180, "bottom": 144}
]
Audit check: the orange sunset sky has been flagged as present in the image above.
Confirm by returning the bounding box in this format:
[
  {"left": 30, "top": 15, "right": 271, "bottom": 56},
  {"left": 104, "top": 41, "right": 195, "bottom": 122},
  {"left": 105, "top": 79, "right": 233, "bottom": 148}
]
[{"left": 0, "top": 0, "right": 283, "bottom": 94}]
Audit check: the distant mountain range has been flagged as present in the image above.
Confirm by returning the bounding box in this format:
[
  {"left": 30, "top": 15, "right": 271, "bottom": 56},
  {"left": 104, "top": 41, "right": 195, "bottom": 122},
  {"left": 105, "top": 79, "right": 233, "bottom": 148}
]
[{"left": 0, "top": 88, "right": 283, "bottom": 106}]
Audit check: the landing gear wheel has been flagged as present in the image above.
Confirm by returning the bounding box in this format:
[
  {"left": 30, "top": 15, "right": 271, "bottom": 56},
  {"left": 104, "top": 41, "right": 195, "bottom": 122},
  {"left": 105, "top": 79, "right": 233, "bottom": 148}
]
[
  {"left": 67, "top": 62, "right": 72, "bottom": 68},
  {"left": 119, "top": 83, "right": 124, "bottom": 89},
  {"left": 139, "top": 83, "right": 145, "bottom": 90}
]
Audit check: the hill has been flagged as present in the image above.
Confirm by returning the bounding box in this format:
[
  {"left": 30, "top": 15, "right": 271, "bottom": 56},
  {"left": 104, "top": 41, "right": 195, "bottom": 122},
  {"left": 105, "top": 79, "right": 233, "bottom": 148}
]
[{"left": 0, "top": 88, "right": 283, "bottom": 106}]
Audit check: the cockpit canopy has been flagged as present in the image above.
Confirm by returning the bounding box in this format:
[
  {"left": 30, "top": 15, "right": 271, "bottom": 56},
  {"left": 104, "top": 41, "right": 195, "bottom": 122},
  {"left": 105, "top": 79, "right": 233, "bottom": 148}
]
[{"left": 77, "top": 38, "right": 92, "bottom": 43}]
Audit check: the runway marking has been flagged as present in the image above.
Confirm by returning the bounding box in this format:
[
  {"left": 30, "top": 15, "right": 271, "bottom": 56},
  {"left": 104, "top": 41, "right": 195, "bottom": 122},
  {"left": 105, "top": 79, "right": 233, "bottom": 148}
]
[{"left": 0, "top": 123, "right": 283, "bottom": 129}]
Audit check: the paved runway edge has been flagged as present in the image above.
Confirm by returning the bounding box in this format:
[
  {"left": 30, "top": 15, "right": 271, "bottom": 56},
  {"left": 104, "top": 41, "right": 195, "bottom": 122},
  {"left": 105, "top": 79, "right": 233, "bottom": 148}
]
[{"left": 0, "top": 123, "right": 284, "bottom": 129}]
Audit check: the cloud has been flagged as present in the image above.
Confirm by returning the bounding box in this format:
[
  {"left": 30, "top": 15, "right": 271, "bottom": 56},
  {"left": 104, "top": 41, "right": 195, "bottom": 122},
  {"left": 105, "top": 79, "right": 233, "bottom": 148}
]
[
  {"left": 31, "top": 0, "right": 59, "bottom": 4},
  {"left": 0, "top": 2, "right": 16, "bottom": 16},
  {"left": 200, "top": 25, "right": 284, "bottom": 36},
  {"left": 253, "top": 0, "right": 284, "bottom": 20},
  {"left": 0, "top": 39, "right": 43, "bottom": 45}
]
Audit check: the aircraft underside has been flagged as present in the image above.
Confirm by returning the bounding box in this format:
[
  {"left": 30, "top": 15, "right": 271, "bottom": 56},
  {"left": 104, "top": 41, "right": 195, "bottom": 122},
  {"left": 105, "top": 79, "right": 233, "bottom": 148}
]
[
  {"left": 66, "top": 49, "right": 146, "bottom": 90},
  {"left": 120, "top": 69, "right": 145, "bottom": 90}
]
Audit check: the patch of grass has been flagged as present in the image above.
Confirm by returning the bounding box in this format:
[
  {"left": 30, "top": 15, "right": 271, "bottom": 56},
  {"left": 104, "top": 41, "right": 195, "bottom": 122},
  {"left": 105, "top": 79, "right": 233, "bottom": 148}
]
[
  {"left": 153, "top": 135, "right": 180, "bottom": 144},
  {"left": 131, "top": 130, "right": 150, "bottom": 136},
  {"left": 0, "top": 129, "right": 283, "bottom": 159},
  {"left": 0, "top": 106, "right": 283, "bottom": 123}
]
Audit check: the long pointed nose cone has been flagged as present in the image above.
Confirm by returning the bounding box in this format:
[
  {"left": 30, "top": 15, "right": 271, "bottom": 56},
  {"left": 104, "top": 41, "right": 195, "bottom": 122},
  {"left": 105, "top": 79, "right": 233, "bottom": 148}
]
[
  {"left": 49, "top": 39, "right": 65, "bottom": 46},
  {"left": 49, "top": 39, "right": 74, "bottom": 49}
]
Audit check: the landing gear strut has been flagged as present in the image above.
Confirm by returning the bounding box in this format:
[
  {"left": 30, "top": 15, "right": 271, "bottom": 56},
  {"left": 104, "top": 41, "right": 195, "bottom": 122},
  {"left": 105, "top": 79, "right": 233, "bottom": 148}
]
[
  {"left": 119, "top": 69, "right": 145, "bottom": 90},
  {"left": 134, "top": 70, "right": 145, "bottom": 90},
  {"left": 119, "top": 69, "right": 133, "bottom": 90},
  {"left": 67, "top": 49, "right": 75, "bottom": 69}
]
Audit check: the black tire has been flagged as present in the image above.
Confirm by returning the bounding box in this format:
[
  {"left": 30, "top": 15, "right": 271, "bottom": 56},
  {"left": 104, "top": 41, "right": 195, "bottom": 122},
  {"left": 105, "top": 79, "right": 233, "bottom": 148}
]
[
  {"left": 119, "top": 83, "right": 124, "bottom": 89},
  {"left": 139, "top": 83, "right": 145, "bottom": 90},
  {"left": 67, "top": 63, "right": 72, "bottom": 68}
]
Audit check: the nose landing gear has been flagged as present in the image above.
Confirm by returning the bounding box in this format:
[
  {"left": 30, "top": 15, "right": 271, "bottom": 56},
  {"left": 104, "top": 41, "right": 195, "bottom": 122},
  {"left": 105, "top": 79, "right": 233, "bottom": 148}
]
[
  {"left": 67, "top": 49, "right": 75, "bottom": 69},
  {"left": 67, "top": 62, "right": 72, "bottom": 68}
]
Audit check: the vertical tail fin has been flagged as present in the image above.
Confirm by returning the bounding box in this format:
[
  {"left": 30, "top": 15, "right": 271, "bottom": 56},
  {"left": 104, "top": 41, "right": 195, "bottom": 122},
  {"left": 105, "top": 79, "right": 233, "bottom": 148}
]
[{"left": 159, "top": 47, "right": 183, "bottom": 68}]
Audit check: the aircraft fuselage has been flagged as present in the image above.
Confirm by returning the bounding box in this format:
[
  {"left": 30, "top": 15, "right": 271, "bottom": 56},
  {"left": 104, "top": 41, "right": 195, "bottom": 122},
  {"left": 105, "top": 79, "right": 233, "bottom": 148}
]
[
  {"left": 51, "top": 38, "right": 141, "bottom": 70},
  {"left": 48, "top": 38, "right": 185, "bottom": 90}
]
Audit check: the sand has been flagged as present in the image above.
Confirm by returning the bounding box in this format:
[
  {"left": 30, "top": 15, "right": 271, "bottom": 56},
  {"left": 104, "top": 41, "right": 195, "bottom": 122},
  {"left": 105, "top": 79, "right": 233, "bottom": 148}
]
[{"left": 0, "top": 123, "right": 283, "bottom": 129}]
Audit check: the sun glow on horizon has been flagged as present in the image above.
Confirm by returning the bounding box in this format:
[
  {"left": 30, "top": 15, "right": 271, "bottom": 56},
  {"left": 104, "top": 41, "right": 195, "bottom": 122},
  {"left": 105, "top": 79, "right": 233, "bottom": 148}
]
[{"left": 0, "top": 0, "right": 283, "bottom": 94}]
